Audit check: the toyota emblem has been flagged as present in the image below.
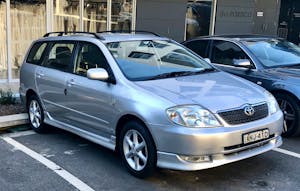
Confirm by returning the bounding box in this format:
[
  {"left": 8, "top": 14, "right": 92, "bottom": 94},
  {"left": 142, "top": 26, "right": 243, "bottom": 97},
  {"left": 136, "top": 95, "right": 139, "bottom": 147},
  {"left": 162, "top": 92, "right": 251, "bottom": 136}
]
[{"left": 244, "top": 105, "right": 255, "bottom": 116}]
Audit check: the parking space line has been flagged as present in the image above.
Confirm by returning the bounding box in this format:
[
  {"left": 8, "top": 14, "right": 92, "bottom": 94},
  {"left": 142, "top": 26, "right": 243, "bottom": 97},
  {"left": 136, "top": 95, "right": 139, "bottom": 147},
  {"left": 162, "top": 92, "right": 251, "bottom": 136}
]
[
  {"left": 4, "top": 130, "right": 36, "bottom": 138},
  {"left": 1, "top": 136, "right": 95, "bottom": 191},
  {"left": 273, "top": 148, "right": 300, "bottom": 159}
]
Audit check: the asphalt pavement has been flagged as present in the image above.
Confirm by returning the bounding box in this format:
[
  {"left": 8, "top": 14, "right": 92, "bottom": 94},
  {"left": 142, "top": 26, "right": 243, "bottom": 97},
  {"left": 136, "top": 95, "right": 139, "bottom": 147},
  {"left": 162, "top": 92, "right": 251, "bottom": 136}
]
[{"left": 0, "top": 125, "right": 300, "bottom": 191}]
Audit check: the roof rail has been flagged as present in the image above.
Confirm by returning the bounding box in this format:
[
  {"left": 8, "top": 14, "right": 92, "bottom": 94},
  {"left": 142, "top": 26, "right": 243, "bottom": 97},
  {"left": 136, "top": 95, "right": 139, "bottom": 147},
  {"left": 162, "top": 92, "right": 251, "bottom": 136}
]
[
  {"left": 98, "top": 30, "right": 160, "bottom": 37},
  {"left": 43, "top": 31, "right": 105, "bottom": 40}
]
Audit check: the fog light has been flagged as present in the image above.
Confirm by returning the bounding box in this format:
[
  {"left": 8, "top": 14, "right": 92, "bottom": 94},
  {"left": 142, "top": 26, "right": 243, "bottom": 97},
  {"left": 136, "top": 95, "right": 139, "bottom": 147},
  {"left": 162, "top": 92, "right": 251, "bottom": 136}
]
[{"left": 179, "top": 155, "right": 211, "bottom": 163}]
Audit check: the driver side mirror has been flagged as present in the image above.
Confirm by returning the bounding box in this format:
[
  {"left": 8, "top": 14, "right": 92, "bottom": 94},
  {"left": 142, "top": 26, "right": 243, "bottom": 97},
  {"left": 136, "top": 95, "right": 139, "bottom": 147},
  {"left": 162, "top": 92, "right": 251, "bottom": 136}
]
[
  {"left": 233, "top": 59, "right": 251, "bottom": 68},
  {"left": 204, "top": 58, "right": 211, "bottom": 63},
  {"left": 87, "top": 68, "right": 109, "bottom": 81}
]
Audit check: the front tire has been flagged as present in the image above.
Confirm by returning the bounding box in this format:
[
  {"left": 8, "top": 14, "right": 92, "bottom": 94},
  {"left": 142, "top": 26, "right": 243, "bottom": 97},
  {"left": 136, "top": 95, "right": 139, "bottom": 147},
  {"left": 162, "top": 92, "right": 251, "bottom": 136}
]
[
  {"left": 275, "top": 93, "right": 300, "bottom": 137},
  {"left": 119, "top": 121, "right": 156, "bottom": 178},
  {"left": 27, "top": 95, "right": 47, "bottom": 133}
]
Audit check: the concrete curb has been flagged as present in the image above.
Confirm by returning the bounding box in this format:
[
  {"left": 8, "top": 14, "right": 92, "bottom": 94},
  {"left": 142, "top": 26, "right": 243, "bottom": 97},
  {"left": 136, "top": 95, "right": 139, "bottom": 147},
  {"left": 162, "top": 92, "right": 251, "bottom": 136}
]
[{"left": 0, "top": 113, "right": 28, "bottom": 130}]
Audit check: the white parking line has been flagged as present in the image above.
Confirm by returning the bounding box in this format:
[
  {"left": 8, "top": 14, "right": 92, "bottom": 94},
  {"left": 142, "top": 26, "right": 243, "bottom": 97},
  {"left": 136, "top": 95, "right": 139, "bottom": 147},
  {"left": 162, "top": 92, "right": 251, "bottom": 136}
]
[
  {"left": 273, "top": 148, "right": 300, "bottom": 159},
  {"left": 4, "top": 130, "right": 36, "bottom": 138},
  {"left": 1, "top": 136, "right": 95, "bottom": 191}
]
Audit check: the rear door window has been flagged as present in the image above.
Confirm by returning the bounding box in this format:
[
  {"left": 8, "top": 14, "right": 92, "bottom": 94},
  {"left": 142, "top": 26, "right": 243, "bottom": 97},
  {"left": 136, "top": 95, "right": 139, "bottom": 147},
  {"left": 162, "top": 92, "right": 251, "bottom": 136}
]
[
  {"left": 26, "top": 42, "right": 48, "bottom": 65},
  {"left": 184, "top": 40, "right": 210, "bottom": 58},
  {"left": 43, "top": 42, "right": 75, "bottom": 72}
]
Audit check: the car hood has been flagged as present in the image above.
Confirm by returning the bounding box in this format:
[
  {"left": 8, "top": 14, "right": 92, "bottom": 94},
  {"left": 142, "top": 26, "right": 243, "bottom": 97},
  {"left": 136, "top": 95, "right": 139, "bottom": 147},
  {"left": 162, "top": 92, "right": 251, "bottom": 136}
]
[{"left": 134, "top": 71, "right": 267, "bottom": 113}]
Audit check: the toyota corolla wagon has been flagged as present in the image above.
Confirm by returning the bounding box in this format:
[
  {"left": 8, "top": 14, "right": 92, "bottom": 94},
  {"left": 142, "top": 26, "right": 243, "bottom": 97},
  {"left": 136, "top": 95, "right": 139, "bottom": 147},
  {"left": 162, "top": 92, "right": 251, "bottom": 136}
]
[{"left": 20, "top": 31, "right": 283, "bottom": 178}]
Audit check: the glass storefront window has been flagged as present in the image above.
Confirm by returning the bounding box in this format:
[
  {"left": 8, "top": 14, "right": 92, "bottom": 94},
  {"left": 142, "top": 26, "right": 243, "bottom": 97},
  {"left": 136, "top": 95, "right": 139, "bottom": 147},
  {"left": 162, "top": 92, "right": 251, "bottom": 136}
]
[
  {"left": 186, "top": 0, "right": 212, "bottom": 40},
  {"left": 54, "top": 0, "right": 80, "bottom": 32},
  {"left": 0, "top": 0, "right": 136, "bottom": 81},
  {"left": 0, "top": 1, "right": 7, "bottom": 80},
  {"left": 10, "top": 0, "right": 46, "bottom": 79},
  {"left": 111, "top": 0, "right": 133, "bottom": 31},
  {"left": 84, "top": 0, "right": 107, "bottom": 32}
]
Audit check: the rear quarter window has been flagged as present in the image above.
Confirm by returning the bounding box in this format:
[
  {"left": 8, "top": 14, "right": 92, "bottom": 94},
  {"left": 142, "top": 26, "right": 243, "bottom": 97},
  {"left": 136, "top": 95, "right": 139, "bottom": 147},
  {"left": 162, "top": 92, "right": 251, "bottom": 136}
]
[{"left": 26, "top": 42, "right": 48, "bottom": 65}]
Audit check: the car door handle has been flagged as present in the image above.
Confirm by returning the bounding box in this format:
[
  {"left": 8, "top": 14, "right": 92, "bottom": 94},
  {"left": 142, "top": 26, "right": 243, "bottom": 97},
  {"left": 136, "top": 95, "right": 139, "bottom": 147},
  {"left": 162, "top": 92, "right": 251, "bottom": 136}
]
[{"left": 67, "top": 79, "right": 76, "bottom": 87}]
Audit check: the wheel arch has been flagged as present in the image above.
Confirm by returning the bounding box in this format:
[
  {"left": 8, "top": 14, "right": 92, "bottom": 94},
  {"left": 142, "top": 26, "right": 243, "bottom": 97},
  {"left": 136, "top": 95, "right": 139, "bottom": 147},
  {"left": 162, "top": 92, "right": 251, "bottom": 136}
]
[
  {"left": 26, "top": 89, "right": 38, "bottom": 108},
  {"left": 115, "top": 114, "right": 157, "bottom": 152},
  {"left": 270, "top": 89, "right": 300, "bottom": 104},
  {"left": 25, "top": 89, "right": 46, "bottom": 111}
]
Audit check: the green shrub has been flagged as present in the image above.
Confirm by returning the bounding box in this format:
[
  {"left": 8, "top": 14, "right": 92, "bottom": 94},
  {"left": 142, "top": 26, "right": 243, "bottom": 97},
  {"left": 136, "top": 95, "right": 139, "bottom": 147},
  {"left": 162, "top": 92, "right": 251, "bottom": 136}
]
[{"left": 0, "top": 89, "right": 16, "bottom": 105}]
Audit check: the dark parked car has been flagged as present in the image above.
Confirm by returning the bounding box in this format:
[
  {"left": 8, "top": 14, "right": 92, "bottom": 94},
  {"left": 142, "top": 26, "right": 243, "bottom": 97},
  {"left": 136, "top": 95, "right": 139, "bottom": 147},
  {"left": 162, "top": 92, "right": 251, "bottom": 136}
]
[{"left": 182, "top": 35, "right": 300, "bottom": 137}]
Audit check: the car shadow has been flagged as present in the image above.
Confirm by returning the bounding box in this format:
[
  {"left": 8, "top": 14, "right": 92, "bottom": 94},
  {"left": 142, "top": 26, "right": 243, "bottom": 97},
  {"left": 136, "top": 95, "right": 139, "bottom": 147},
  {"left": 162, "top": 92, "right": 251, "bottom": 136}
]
[{"left": 22, "top": 125, "right": 285, "bottom": 191}]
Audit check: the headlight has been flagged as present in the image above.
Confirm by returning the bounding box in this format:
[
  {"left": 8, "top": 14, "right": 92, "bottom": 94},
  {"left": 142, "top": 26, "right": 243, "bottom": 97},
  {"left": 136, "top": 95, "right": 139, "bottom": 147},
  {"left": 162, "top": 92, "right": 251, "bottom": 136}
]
[
  {"left": 265, "top": 91, "right": 279, "bottom": 115},
  {"left": 166, "top": 105, "right": 221, "bottom": 128}
]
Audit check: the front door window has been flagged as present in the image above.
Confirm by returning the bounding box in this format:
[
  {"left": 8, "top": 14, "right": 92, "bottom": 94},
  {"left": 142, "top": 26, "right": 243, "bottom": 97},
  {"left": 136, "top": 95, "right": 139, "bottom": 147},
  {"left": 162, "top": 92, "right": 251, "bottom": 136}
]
[
  {"left": 211, "top": 40, "right": 253, "bottom": 69},
  {"left": 74, "top": 43, "right": 110, "bottom": 77}
]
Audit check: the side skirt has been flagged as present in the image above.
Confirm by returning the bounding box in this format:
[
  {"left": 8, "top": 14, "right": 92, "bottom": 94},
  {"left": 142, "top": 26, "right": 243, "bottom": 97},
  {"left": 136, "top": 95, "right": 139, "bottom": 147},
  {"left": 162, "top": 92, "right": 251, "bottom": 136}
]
[{"left": 44, "top": 112, "right": 116, "bottom": 151}]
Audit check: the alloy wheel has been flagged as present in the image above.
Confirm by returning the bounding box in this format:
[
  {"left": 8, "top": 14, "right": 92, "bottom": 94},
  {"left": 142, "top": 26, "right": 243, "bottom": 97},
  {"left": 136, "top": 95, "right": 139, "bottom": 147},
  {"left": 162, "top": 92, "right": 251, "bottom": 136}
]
[
  {"left": 277, "top": 98, "right": 296, "bottom": 133},
  {"left": 123, "top": 129, "right": 148, "bottom": 171},
  {"left": 29, "top": 100, "right": 42, "bottom": 129}
]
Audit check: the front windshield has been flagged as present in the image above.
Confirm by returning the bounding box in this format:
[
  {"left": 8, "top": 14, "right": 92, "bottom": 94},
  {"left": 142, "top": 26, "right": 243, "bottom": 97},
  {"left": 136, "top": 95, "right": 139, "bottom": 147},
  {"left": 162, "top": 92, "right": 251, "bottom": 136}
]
[
  {"left": 106, "top": 40, "right": 214, "bottom": 81},
  {"left": 243, "top": 39, "right": 300, "bottom": 68}
]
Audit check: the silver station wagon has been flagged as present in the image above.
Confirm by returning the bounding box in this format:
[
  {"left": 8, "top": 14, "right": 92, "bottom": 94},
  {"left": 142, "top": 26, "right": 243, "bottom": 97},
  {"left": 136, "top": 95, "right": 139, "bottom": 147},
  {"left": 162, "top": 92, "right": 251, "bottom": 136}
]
[{"left": 20, "top": 31, "right": 283, "bottom": 178}]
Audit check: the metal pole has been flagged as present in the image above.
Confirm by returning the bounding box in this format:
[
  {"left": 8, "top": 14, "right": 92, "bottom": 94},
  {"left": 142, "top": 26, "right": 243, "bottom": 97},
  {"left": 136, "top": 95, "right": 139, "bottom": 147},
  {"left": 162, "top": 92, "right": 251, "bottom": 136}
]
[
  {"left": 209, "top": 0, "right": 217, "bottom": 35},
  {"left": 46, "top": 0, "right": 53, "bottom": 32},
  {"left": 80, "top": 0, "right": 84, "bottom": 31},
  {"left": 107, "top": 0, "right": 111, "bottom": 31},
  {"left": 132, "top": 0, "right": 137, "bottom": 30},
  {"left": 6, "top": 0, "right": 12, "bottom": 82}
]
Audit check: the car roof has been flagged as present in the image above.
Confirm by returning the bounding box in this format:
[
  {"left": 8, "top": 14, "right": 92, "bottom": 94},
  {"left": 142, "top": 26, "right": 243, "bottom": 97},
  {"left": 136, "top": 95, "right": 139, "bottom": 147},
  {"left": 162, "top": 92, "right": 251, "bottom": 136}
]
[
  {"left": 185, "top": 34, "right": 281, "bottom": 43},
  {"left": 38, "top": 31, "right": 169, "bottom": 43},
  {"left": 100, "top": 33, "right": 168, "bottom": 43}
]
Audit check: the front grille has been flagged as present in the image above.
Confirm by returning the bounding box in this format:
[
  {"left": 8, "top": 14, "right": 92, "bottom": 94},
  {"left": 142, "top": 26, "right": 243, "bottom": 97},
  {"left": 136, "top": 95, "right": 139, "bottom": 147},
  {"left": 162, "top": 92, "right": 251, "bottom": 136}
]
[{"left": 218, "top": 103, "right": 268, "bottom": 125}]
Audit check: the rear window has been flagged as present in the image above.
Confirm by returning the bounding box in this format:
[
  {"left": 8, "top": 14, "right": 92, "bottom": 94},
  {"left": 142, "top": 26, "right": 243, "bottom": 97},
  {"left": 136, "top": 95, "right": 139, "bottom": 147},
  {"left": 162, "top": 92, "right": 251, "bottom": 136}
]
[{"left": 26, "top": 42, "right": 48, "bottom": 65}]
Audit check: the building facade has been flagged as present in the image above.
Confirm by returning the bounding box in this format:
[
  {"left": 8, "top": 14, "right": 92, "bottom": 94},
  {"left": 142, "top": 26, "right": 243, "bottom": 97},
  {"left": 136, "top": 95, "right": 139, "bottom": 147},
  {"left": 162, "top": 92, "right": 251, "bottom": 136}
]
[{"left": 0, "top": 0, "right": 298, "bottom": 84}]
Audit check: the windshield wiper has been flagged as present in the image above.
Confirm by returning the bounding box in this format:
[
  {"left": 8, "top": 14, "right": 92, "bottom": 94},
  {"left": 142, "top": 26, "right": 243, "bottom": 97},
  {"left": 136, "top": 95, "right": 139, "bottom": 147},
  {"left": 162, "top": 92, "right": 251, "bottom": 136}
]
[{"left": 147, "top": 68, "right": 216, "bottom": 80}]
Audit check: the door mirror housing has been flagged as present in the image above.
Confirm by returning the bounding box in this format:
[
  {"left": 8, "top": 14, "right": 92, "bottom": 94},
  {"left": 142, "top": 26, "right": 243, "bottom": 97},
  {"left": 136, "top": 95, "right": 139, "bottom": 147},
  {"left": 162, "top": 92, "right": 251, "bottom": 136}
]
[
  {"left": 204, "top": 58, "right": 211, "bottom": 63},
  {"left": 87, "top": 68, "right": 109, "bottom": 81},
  {"left": 233, "top": 59, "right": 251, "bottom": 68}
]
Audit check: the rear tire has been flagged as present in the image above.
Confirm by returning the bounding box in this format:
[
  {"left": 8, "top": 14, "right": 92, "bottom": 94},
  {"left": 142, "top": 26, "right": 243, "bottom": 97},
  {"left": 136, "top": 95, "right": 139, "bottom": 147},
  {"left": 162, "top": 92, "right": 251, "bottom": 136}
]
[
  {"left": 274, "top": 93, "right": 300, "bottom": 137},
  {"left": 119, "top": 121, "right": 156, "bottom": 178},
  {"left": 27, "top": 95, "right": 47, "bottom": 133}
]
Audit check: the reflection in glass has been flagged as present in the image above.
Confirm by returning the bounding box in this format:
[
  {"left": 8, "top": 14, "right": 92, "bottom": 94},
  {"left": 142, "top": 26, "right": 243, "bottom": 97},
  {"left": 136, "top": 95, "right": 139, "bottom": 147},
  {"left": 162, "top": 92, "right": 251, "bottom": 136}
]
[
  {"left": 186, "top": 0, "right": 212, "bottom": 40},
  {"left": 54, "top": 0, "right": 80, "bottom": 32},
  {"left": 84, "top": 0, "right": 107, "bottom": 32},
  {"left": 0, "top": 1, "right": 7, "bottom": 79},
  {"left": 107, "top": 40, "right": 212, "bottom": 81},
  {"left": 244, "top": 39, "right": 300, "bottom": 67},
  {"left": 11, "top": 0, "right": 46, "bottom": 79},
  {"left": 111, "top": 0, "right": 132, "bottom": 31}
]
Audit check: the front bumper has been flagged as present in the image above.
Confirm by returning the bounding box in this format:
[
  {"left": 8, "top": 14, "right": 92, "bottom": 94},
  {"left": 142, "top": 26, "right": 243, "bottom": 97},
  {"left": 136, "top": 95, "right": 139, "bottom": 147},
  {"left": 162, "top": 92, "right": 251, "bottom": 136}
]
[
  {"left": 157, "top": 135, "right": 282, "bottom": 171},
  {"left": 148, "top": 110, "right": 283, "bottom": 170}
]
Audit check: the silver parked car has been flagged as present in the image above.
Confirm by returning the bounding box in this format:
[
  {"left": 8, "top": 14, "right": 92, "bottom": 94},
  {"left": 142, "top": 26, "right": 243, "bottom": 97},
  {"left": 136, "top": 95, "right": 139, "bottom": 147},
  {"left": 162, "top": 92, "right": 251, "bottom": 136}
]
[{"left": 20, "top": 31, "right": 283, "bottom": 177}]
